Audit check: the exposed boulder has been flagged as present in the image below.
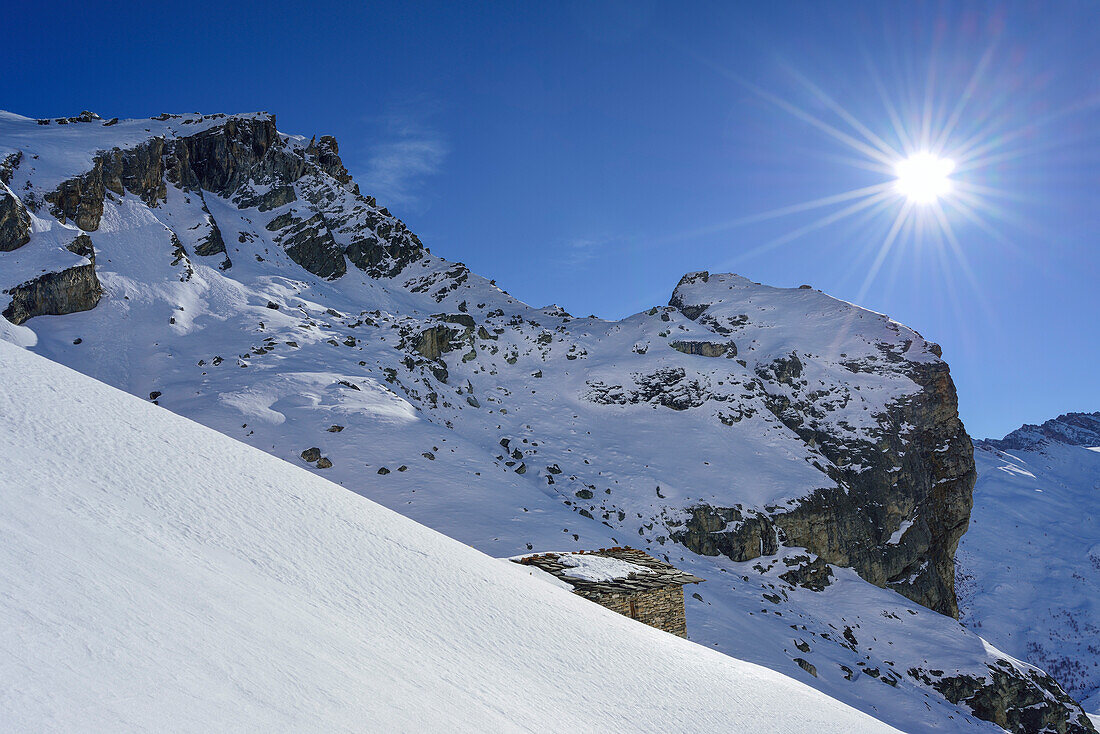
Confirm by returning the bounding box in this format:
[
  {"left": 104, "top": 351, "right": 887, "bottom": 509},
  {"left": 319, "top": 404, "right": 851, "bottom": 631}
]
[
  {"left": 778, "top": 556, "right": 834, "bottom": 591},
  {"left": 414, "top": 325, "right": 460, "bottom": 360}
]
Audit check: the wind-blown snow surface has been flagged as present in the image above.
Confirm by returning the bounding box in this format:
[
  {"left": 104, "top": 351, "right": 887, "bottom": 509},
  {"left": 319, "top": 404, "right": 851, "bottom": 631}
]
[
  {"left": 0, "top": 340, "right": 893, "bottom": 733},
  {"left": 959, "top": 414, "right": 1100, "bottom": 717}
]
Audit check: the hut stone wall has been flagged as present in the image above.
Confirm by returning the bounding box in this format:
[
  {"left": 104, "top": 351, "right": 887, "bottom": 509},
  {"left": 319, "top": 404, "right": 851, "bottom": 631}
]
[{"left": 585, "top": 586, "right": 688, "bottom": 638}]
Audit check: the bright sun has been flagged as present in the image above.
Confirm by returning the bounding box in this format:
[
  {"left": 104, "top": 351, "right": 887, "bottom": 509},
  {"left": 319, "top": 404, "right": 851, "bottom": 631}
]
[{"left": 894, "top": 152, "right": 955, "bottom": 204}]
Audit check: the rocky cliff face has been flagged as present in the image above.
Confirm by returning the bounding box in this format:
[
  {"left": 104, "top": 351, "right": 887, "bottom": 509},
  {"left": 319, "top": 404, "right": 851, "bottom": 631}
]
[
  {"left": 0, "top": 110, "right": 1092, "bottom": 733},
  {"left": 666, "top": 271, "right": 974, "bottom": 617},
  {"left": 917, "top": 660, "right": 1097, "bottom": 734},
  {"left": 0, "top": 181, "right": 31, "bottom": 252}
]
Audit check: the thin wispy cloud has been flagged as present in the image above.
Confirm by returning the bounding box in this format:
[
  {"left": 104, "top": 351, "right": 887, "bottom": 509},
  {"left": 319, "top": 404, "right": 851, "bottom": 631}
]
[
  {"left": 561, "top": 236, "right": 607, "bottom": 266},
  {"left": 360, "top": 105, "right": 447, "bottom": 211}
]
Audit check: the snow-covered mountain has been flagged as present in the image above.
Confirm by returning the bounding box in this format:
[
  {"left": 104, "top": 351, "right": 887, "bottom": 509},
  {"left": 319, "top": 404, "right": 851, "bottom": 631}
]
[
  {"left": 0, "top": 338, "right": 899, "bottom": 732},
  {"left": 959, "top": 413, "right": 1100, "bottom": 720},
  {"left": 1, "top": 109, "right": 1095, "bottom": 732}
]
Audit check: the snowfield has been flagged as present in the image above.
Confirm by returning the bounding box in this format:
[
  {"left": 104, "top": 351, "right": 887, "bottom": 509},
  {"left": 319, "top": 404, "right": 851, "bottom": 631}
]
[{"left": 0, "top": 339, "right": 894, "bottom": 733}]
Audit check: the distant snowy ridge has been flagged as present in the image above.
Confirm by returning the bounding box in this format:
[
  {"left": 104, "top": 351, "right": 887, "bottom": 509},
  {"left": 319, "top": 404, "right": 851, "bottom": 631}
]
[
  {"left": 0, "top": 339, "right": 894, "bottom": 733},
  {"left": 960, "top": 413, "right": 1100, "bottom": 718},
  {"left": 980, "top": 411, "right": 1100, "bottom": 452}
]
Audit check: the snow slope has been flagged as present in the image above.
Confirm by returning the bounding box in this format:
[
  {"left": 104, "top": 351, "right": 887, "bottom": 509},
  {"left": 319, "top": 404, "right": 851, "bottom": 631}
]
[
  {"left": 0, "top": 338, "right": 894, "bottom": 733},
  {"left": 959, "top": 414, "right": 1100, "bottom": 717}
]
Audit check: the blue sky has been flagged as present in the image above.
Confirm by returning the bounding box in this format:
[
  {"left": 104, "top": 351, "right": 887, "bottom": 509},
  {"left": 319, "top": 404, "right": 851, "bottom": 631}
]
[{"left": 3, "top": 0, "right": 1098, "bottom": 439}]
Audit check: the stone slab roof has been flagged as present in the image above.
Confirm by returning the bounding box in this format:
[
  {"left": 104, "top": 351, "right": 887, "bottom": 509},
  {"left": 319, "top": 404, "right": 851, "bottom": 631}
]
[{"left": 512, "top": 547, "right": 703, "bottom": 597}]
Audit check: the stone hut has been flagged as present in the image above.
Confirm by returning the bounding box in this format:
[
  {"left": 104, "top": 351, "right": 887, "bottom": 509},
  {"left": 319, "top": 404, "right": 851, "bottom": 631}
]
[{"left": 512, "top": 547, "right": 703, "bottom": 637}]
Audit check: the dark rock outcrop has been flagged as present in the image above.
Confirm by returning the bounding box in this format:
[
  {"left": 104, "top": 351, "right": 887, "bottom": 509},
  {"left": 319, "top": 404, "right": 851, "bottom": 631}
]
[
  {"left": 775, "top": 359, "right": 974, "bottom": 617},
  {"left": 666, "top": 273, "right": 975, "bottom": 618},
  {"left": 0, "top": 151, "right": 23, "bottom": 184},
  {"left": 778, "top": 556, "right": 834, "bottom": 591},
  {"left": 168, "top": 115, "right": 287, "bottom": 196},
  {"left": 46, "top": 136, "right": 170, "bottom": 231},
  {"left": 669, "top": 339, "right": 735, "bottom": 358},
  {"left": 667, "top": 271, "right": 711, "bottom": 320},
  {"left": 414, "top": 325, "right": 460, "bottom": 360},
  {"left": 675, "top": 356, "right": 974, "bottom": 618},
  {"left": 0, "top": 184, "right": 32, "bottom": 252},
  {"left": 39, "top": 114, "right": 424, "bottom": 281},
  {"left": 306, "top": 135, "right": 358, "bottom": 192},
  {"left": 911, "top": 660, "right": 1098, "bottom": 734},
  {"left": 266, "top": 212, "right": 346, "bottom": 279},
  {"left": 193, "top": 212, "right": 228, "bottom": 261},
  {"left": 3, "top": 235, "right": 103, "bottom": 324},
  {"left": 671, "top": 505, "right": 778, "bottom": 561},
  {"left": 46, "top": 161, "right": 107, "bottom": 231}
]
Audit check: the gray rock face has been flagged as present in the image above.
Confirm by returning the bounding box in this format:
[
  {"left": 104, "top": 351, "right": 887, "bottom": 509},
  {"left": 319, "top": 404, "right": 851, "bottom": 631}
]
[
  {"left": 668, "top": 339, "right": 735, "bottom": 357},
  {"left": 0, "top": 184, "right": 32, "bottom": 252},
  {"left": 666, "top": 274, "right": 975, "bottom": 619},
  {"left": 677, "top": 369, "right": 973, "bottom": 616},
  {"left": 776, "top": 358, "right": 973, "bottom": 617},
  {"left": 2, "top": 235, "right": 103, "bottom": 324},
  {"left": 914, "top": 660, "right": 1098, "bottom": 734},
  {"left": 266, "top": 212, "right": 346, "bottom": 280},
  {"left": 414, "top": 325, "right": 460, "bottom": 360},
  {"left": 39, "top": 114, "right": 423, "bottom": 284},
  {"left": 306, "top": 135, "right": 357, "bottom": 192}
]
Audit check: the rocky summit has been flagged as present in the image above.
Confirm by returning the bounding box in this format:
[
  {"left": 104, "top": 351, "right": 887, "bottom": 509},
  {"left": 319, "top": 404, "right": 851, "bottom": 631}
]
[{"left": 0, "top": 110, "right": 1094, "bottom": 733}]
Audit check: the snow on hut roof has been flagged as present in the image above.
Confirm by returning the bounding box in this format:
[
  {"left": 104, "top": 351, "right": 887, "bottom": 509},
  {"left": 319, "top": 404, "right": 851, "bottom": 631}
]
[{"left": 510, "top": 547, "right": 703, "bottom": 596}]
